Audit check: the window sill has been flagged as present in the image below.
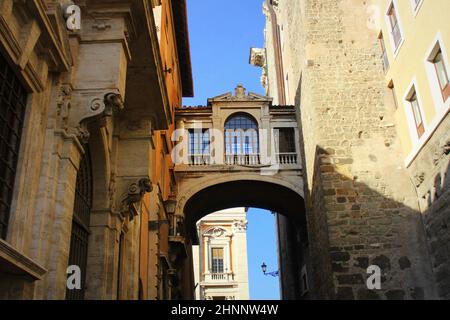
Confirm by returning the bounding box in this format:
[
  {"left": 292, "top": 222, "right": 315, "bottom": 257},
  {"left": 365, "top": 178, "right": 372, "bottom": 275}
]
[
  {"left": 0, "top": 239, "right": 47, "bottom": 280},
  {"left": 405, "top": 102, "right": 450, "bottom": 167}
]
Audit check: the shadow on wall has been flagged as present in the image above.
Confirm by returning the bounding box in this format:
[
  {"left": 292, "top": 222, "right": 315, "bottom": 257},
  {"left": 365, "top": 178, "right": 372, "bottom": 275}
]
[
  {"left": 422, "top": 158, "right": 450, "bottom": 299},
  {"left": 290, "top": 54, "right": 447, "bottom": 299},
  {"left": 302, "top": 142, "right": 447, "bottom": 300}
]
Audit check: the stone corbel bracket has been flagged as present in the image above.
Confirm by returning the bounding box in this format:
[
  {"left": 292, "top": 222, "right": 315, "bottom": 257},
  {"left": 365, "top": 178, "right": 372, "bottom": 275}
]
[
  {"left": 121, "top": 177, "right": 153, "bottom": 220},
  {"left": 67, "top": 89, "right": 123, "bottom": 144}
]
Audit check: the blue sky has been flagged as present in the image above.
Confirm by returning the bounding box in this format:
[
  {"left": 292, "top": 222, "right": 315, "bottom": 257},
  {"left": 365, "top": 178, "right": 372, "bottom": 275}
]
[
  {"left": 184, "top": 1, "right": 280, "bottom": 300},
  {"left": 246, "top": 208, "right": 280, "bottom": 300},
  {"left": 183, "top": 0, "right": 266, "bottom": 106}
]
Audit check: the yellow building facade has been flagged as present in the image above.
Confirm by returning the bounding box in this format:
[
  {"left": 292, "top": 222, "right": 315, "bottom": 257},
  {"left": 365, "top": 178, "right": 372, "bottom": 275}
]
[
  {"left": 377, "top": 0, "right": 450, "bottom": 164},
  {"left": 377, "top": 1, "right": 450, "bottom": 298}
]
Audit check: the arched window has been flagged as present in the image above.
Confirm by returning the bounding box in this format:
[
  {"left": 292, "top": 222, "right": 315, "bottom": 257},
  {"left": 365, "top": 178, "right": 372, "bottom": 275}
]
[{"left": 224, "top": 114, "right": 259, "bottom": 155}]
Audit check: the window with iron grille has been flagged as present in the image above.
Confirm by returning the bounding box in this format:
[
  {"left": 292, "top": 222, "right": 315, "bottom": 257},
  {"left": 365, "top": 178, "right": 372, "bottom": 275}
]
[
  {"left": 0, "top": 53, "right": 28, "bottom": 240},
  {"left": 66, "top": 147, "right": 93, "bottom": 300}
]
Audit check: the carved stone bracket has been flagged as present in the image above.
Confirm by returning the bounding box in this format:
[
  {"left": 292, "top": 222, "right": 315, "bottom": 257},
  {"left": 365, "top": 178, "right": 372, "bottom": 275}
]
[
  {"left": 121, "top": 177, "right": 153, "bottom": 219},
  {"left": 63, "top": 89, "right": 123, "bottom": 144}
]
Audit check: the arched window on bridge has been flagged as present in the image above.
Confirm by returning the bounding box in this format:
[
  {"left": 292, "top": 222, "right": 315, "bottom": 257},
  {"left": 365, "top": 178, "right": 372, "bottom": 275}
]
[{"left": 224, "top": 113, "right": 259, "bottom": 165}]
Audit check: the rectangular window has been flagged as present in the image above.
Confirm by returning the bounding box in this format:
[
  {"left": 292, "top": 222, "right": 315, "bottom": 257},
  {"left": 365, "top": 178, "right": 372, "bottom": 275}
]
[
  {"left": 432, "top": 48, "right": 450, "bottom": 101},
  {"left": 0, "top": 53, "right": 28, "bottom": 239},
  {"left": 388, "top": 81, "right": 399, "bottom": 109},
  {"left": 211, "top": 248, "right": 224, "bottom": 274},
  {"left": 277, "top": 128, "right": 296, "bottom": 153},
  {"left": 188, "top": 129, "right": 210, "bottom": 156},
  {"left": 407, "top": 90, "right": 425, "bottom": 138},
  {"left": 379, "top": 33, "right": 389, "bottom": 72},
  {"left": 388, "top": 3, "right": 402, "bottom": 50}
]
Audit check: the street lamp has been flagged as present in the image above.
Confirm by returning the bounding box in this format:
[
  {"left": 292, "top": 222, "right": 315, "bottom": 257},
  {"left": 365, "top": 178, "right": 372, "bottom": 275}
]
[{"left": 261, "top": 262, "right": 279, "bottom": 277}]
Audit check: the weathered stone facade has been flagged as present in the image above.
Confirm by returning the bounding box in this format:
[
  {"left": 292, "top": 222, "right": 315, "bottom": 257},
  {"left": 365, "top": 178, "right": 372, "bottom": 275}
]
[
  {"left": 256, "top": 0, "right": 441, "bottom": 299},
  {"left": 0, "top": 0, "right": 193, "bottom": 300},
  {"left": 408, "top": 113, "right": 450, "bottom": 298}
]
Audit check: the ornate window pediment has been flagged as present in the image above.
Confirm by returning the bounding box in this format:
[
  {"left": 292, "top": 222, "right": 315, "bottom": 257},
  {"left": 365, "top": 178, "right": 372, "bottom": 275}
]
[{"left": 203, "top": 226, "right": 228, "bottom": 238}]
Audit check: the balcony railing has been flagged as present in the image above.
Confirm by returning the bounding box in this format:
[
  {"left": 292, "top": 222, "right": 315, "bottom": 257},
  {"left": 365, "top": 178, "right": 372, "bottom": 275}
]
[
  {"left": 204, "top": 272, "right": 234, "bottom": 282},
  {"left": 225, "top": 154, "right": 260, "bottom": 165},
  {"left": 188, "top": 154, "right": 211, "bottom": 166},
  {"left": 185, "top": 153, "right": 299, "bottom": 166},
  {"left": 276, "top": 152, "right": 298, "bottom": 165}
]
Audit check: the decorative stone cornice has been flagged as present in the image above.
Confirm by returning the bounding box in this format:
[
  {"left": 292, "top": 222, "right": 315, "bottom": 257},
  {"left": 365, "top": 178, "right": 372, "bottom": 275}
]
[{"left": 207, "top": 84, "right": 272, "bottom": 105}]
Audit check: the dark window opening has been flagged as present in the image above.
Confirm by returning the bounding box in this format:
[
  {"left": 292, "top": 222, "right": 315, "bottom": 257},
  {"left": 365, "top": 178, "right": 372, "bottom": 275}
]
[
  {"left": 0, "top": 53, "right": 28, "bottom": 240},
  {"left": 66, "top": 147, "right": 93, "bottom": 300},
  {"left": 277, "top": 128, "right": 296, "bottom": 153}
]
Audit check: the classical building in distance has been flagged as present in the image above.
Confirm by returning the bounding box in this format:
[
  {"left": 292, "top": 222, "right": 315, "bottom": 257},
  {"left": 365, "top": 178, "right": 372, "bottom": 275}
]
[
  {"left": 192, "top": 208, "right": 249, "bottom": 300},
  {"left": 0, "top": 0, "right": 193, "bottom": 300}
]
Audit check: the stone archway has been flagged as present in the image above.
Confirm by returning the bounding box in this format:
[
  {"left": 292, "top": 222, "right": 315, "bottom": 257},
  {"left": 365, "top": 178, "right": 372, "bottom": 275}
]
[{"left": 177, "top": 177, "right": 308, "bottom": 300}]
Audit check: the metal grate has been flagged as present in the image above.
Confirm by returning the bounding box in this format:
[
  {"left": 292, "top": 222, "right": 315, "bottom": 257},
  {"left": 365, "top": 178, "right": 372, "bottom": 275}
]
[
  {"left": 0, "top": 53, "right": 28, "bottom": 240},
  {"left": 66, "top": 147, "right": 93, "bottom": 300}
]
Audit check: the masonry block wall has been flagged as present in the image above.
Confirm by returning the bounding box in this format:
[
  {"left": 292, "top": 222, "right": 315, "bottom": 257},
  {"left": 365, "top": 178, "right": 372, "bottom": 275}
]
[
  {"left": 407, "top": 113, "right": 450, "bottom": 299},
  {"left": 276, "top": 0, "right": 437, "bottom": 299}
]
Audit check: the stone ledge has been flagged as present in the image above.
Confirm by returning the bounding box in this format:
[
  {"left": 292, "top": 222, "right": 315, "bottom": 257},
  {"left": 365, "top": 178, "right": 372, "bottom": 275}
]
[{"left": 0, "top": 240, "right": 47, "bottom": 281}]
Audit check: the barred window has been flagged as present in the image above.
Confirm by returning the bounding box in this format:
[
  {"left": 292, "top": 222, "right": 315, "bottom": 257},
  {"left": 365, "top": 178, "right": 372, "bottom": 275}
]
[{"left": 0, "top": 53, "right": 28, "bottom": 239}]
